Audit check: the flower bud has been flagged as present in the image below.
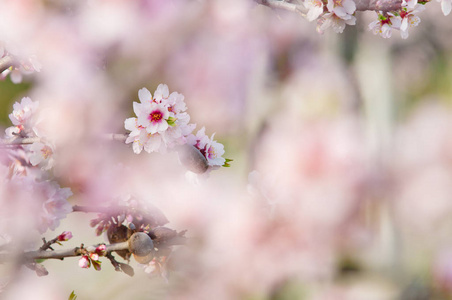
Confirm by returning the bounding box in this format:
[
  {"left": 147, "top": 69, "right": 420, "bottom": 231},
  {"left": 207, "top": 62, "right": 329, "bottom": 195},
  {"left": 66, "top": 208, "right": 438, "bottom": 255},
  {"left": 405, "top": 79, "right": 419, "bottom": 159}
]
[
  {"left": 57, "top": 231, "right": 72, "bottom": 241},
  {"left": 177, "top": 144, "right": 209, "bottom": 174}
]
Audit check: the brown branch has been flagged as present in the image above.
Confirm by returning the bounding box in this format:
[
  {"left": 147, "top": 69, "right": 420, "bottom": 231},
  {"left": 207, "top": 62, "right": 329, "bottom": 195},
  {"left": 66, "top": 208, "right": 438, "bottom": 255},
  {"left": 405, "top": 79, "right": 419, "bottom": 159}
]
[
  {"left": 22, "top": 241, "right": 129, "bottom": 260},
  {"left": 256, "top": 0, "right": 403, "bottom": 13},
  {"left": 354, "top": 0, "right": 402, "bottom": 11},
  {"left": 0, "top": 136, "right": 43, "bottom": 147},
  {"left": 0, "top": 133, "right": 126, "bottom": 148}
]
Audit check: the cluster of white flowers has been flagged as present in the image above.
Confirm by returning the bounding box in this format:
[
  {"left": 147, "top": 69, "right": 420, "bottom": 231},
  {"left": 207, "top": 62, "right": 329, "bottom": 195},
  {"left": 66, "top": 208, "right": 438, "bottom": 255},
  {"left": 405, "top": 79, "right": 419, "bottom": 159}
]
[
  {"left": 5, "top": 97, "right": 55, "bottom": 170},
  {"left": 124, "top": 84, "right": 228, "bottom": 172},
  {"left": 124, "top": 84, "right": 195, "bottom": 154},
  {"left": 0, "top": 43, "right": 41, "bottom": 84},
  {"left": 368, "top": 0, "right": 425, "bottom": 38},
  {"left": 302, "top": 0, "right": 448, "bottom": 37},
  {"left": 315, "top": 0, "right": 357, "bottom": 33},
  {"left": 2, "top": 97, "right": 72, "bottom": 233}
]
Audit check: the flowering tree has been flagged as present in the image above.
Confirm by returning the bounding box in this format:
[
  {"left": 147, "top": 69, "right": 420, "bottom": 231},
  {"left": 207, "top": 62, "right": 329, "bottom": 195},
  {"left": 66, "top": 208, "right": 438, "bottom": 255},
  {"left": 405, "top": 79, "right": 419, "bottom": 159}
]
[{"left": 0, "top": 0, "right": 452, "bottom": 299}]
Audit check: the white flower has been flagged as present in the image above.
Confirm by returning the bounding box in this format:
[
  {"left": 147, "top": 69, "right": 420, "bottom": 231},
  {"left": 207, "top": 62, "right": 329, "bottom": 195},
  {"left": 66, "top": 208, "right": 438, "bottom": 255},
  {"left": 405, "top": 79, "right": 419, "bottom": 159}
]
[
  {"left": 165, "top": 92, "right": 187, "bottom": 116},
  {"left": 399, "top": 5, "right": 425, "bottom": 39},
  {"left": 153, "top": 84, "right": 170, "bottom": 103},
  {"left": 327, "top": 0, "right": 356, "bottom": 20},
  {"left": 305, "top": 0, "right": 324, "bottom": 21},
  {"left": 438, "top": 0, "right": 452, "bottom": 15},
  {"left": 206, "top": 137, "right": 226, "bottom": 167},
  {"left": 368, "top": 13, "right": 401, "bottom": 38},
  {"left": 402, "top": 0, "right": 418, "bottom": 9},
  {"left": 125, "top": 85, "right": 195, "bottom": 154},
  {"left": 187, "top": 127, "right": 226, "bottom": 167},
  {"left": 138, "top": 87, "right": 153, "bottom": 104},
  {"left": 136, "top": 102, "right": 170, "bottom": 134},
  {"left": 0, "top": 48, "right": 41, "bottom": 84},
  {"left": 317, "top": 12, "right": 356, "bottom": 33},
  {"left": 28, "top": 142, "right": 55, "bottom": 170},
  {"left": 37, "top": 180, "right": 73, "bottom": 233},
  {"left": 9, "top": 97, "right": 39, "bottom": 126},
  {"left": 125, "top": 117, "right": 146, "bottom": 154}
]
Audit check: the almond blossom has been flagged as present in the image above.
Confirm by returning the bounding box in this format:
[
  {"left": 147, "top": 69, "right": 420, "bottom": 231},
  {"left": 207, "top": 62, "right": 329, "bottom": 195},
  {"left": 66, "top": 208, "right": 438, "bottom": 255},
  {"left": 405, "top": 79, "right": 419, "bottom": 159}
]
[
  {"left": 399, "top": 5, "right": 425, "bottom": 39},
  {"left": 125, "top": 85, "right": 195, "bottom": 154},
  {"left": 317, "top": 12, "right": 356, "bottom": 33},
  {"left": 0, "top": 43, "right": 41, "bottom": 84},
  {"left": 326, "top": 0, "right": 356, "bottom": 20},
  {"left": 305, "top": 0, "right": 325, "bottom": 22},
  {"left": 402, "top": 0, "right": 418, "bottom": 9},
  {"left": 8, "top": 97, "right": 39, "bottom": 127},
  {"left": 28, "top": 142, "right": 55, "bottom": 170},
  {"left": 187, "top": 127, "right": 226, "bottom": 168},
  {"left": 368, "top": 13, "right": 401, "bottom": 38},
  {"left": 38, "top": 180, "right": 73, "bottom": 233}
]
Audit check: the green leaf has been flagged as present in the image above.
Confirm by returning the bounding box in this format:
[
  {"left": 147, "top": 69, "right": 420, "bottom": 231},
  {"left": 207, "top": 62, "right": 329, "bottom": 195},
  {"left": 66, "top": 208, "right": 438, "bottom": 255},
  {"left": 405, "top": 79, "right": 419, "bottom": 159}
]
[
  {"left": 92, "top": 260, "right": 102, "bottom": 271},
  {"left": 223, "top": 158, "right": 233, "bottom": 167},
  {"left": 68, "top": 290, "right": 77, "bottom": 300}
]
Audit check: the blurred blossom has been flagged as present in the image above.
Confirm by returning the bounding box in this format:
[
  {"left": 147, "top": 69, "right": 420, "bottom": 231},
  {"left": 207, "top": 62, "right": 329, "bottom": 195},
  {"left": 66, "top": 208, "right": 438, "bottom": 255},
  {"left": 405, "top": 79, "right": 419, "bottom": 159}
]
[
  {"left": 393, "top": 104, "right": 452, "bottom": 236},
  {"left": 1, "top": 0, "right": 452, "bottom": 298}
]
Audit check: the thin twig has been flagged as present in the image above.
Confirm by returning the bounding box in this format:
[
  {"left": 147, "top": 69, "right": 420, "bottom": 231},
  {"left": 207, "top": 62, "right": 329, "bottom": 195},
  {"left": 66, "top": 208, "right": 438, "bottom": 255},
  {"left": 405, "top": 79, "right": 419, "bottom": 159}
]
[
  {"left": 22, "top": 241, "right": 129, "bottom": 260},
  {"left": 0, "top": 133, "right": 126, "bottom": 147},
  {"left": 106, "top": 252, "right": 122, "bottom": 271},
  {"left": 0, "top": 136, "right": 43, "bottom": 146}
]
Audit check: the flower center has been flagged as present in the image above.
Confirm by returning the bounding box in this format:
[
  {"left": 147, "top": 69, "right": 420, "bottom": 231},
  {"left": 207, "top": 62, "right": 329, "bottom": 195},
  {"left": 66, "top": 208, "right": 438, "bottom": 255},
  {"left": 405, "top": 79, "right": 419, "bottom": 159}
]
[
  {"left": 41, "top": 145, "right": 53, "bottom": 159},
  {"left": 207, "top": 146, "right": 217, "bottom": 159},
  {"left": 148, "top": 110, "right": 163, "bottom": 123}
]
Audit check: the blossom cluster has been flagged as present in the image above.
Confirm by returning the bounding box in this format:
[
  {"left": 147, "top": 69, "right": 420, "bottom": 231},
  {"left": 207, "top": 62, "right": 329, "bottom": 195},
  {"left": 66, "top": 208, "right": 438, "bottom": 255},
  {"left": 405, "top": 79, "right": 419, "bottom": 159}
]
[
  {"left": 0, "top": 43, "right": 41, "bottom": 84},
  {"left": 368, "top": 0, "right": 425, "bottom": 39},
  {"left": 2, "top": 97, "right": 72, "bottom": 234},
  {"left": 79, "top": 244, "right": 107, "bottom": 271},
  {"left": 302, "top": 0, "right": 449, "bottom": 37},
  {"left": 124, "top": 84, "right": 228, "bottom": 172}
]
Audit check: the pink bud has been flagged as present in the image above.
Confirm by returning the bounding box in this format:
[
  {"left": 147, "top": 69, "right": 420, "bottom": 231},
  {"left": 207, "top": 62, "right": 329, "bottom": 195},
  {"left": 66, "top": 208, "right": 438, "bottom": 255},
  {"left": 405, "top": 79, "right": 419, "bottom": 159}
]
[
  {"left": 90, "top": 253, "right": 99, "bottom": 261},
  {"left": 58, "top": 231, "right": 73, "bottom": 241},
  {"left": 95, "top": 244, "right": 107, "bottom": 256},
  {"left": 78, "top": 256, "right": 90, "bottom": 268}
]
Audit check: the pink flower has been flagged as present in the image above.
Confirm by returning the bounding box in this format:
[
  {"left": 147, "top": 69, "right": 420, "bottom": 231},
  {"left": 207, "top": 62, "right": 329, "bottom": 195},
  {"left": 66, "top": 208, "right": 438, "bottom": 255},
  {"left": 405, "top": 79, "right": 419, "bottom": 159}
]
[
  {"left": 39, "top": 181, "right": 73, "bottom": 233},
  {"left": 95, "top": 244, "right": 107, "bottom": 256},
  {"left": 57, "top": 231, "right": 72, "bottom": 241},
  {"left": 9, "top": 97, "right": 39, "bottom": 126},
  {"left": 89, "top": 252, "right": 99, "bottom": 261}
]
